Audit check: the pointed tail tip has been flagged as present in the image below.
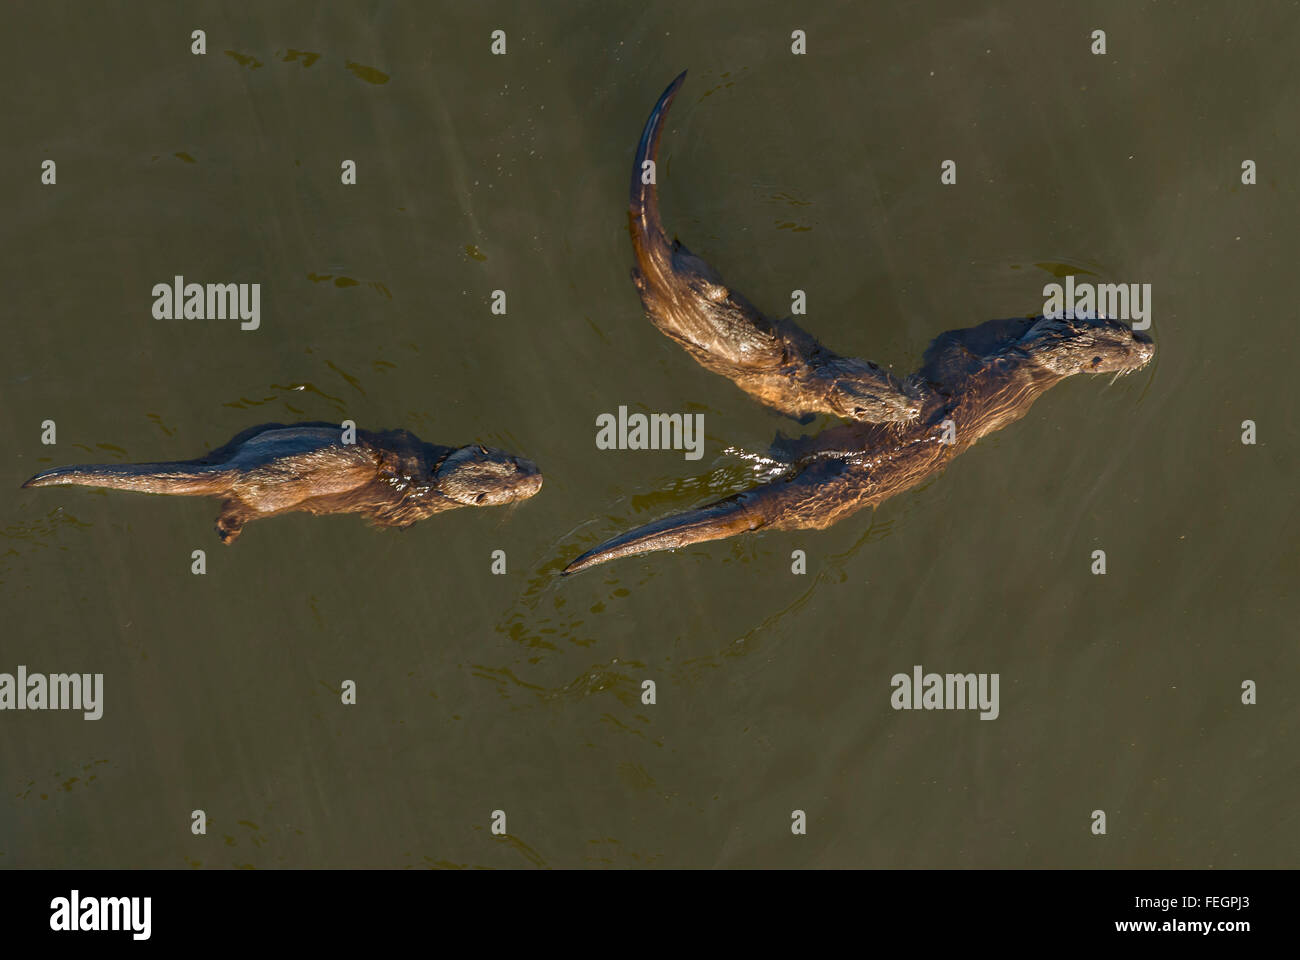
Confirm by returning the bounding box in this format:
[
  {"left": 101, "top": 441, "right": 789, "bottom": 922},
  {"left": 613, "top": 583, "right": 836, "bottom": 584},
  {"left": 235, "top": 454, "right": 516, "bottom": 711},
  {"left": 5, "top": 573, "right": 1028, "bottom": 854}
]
[
  {"left": 22, "top": 468, "right": 78, "bottom": 488},
  {"left": 648, "top": 73, "right": 685, "bottom": 121},
  {"left": 560, "top": 553, "right": 595, "bottom": 576},
  {"left": 562, "top": 533, "right": 650, "bottom": 576},
  {"left": 562, "top": 537, "right": 638, "bottom": 576},
  {"left": 663, "top": 70, "right": 687, "bottom": 104}
]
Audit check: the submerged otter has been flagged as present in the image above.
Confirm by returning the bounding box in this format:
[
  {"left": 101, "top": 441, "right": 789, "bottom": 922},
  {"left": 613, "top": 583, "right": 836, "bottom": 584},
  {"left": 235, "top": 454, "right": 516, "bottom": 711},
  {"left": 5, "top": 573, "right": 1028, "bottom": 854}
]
[
  {"left": 23, "top": 422, "right": 543, "bottom": 544},
  {"left": 562, "top": 72, "right": 1154, "bottom": 575}
]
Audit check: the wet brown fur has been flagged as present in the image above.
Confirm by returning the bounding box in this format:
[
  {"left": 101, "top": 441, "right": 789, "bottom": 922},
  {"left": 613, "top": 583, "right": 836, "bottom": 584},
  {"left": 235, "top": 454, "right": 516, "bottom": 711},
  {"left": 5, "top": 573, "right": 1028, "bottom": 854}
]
[
  {"left": 626, "top": 71, "right": 924, "bottom": 426},
  {"left": 23, "top": 422, "right": 542, "bottom": 544},
  {"left": 562, "top": 75, "right": 1154, "bottom": 574}
]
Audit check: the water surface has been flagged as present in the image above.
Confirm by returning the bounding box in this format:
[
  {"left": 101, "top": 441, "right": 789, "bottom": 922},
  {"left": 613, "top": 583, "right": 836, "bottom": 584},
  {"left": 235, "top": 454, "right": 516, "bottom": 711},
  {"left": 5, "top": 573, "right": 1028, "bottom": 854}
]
[{"left": 1, "top": 1, "right": 1296, "bottom": 868}]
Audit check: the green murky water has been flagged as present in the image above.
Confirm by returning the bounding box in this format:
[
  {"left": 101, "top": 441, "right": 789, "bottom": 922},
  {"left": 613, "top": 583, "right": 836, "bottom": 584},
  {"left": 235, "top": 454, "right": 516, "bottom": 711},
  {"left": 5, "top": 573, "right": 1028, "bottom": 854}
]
[{"left": 1, "top": 2, "right": 1296, "bottom": 868}]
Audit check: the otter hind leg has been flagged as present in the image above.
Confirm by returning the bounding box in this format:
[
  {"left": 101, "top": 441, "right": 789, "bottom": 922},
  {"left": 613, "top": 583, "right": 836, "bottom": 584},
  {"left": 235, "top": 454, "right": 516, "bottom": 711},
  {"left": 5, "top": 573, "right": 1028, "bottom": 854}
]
[{"left": 215, "top": 500, "right": 251, "bottom": 545}]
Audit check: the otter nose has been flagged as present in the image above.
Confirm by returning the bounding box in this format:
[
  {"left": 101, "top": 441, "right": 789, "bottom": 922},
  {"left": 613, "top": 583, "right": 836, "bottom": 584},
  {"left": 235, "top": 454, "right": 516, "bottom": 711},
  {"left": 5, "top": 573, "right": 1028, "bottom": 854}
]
[
  {"left": 513, "top": 457, "right": 543, "bottom": 495},
  {"left": 1131, "top": 331, "right": 1155, "bottom": 366}
]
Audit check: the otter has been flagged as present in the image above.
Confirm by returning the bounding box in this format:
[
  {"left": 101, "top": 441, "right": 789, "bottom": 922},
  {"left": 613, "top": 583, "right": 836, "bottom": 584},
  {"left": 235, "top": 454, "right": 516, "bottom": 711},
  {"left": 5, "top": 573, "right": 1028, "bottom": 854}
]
[
  {"left": 562, "top": 73, "right": 1154, "bottom": 575},
  {"left": 23, "top": 422, "right": 543, "bottom": 544}
]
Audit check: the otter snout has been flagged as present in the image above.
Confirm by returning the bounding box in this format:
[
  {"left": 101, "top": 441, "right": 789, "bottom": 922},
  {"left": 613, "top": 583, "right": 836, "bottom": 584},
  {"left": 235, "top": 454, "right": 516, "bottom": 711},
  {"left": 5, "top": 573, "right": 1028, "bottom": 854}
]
[
  {"left": 1118, "top": 327, "right": 1156, "bottom": 371},
  {"left": 1134, "top": 333, "right": 1155, "bottom": 367},
  {"left": 514, "top": 457, "right": 544, "bottom": 498},
  {"left": 436, "top": 445, "right": 544, "bottom": 506},
  {"left": 1028, "top": 314, "right": 1156, "bottom": 376}
]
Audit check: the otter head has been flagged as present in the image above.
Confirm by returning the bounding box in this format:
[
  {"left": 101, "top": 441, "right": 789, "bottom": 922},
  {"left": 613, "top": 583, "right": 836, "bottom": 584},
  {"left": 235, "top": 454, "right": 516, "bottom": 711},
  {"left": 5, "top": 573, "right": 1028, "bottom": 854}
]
[
  {"left": 824, "top": 359, "right": 925, "bottom": 423},
  {"left": 830, "top": 381, "right": 923, "bottom": 423},
  {"left": 1020, "top": 313, "right": 1155, "bottom": 378},
  {"left": 435, "top": 445, "right": 543, "bottom": 506}
]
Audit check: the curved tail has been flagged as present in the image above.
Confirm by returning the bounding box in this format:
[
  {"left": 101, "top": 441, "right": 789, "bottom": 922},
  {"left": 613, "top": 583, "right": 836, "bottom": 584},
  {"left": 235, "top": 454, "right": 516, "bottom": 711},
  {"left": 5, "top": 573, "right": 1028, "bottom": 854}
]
[
  {"left": 563, "top": 491, "right": 762, "bottom": 575},
  {"left": 22, "top": 461, "right": 233, "bottom": 496},
  {"left": 629, "top": 70, "right": 687, "bottom": 284},
  {"left": 624, "top": 74, "right": 919, "bottom": 425}
]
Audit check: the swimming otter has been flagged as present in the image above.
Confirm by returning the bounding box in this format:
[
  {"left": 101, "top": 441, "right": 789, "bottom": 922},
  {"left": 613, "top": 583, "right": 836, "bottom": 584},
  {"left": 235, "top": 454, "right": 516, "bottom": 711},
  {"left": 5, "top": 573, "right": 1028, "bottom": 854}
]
[
  {"left": 23, "top": 422, "right": 543, "bottom": 544},
  {"left": 561, "top": 73, "right": 1154, "bottom": 575}
]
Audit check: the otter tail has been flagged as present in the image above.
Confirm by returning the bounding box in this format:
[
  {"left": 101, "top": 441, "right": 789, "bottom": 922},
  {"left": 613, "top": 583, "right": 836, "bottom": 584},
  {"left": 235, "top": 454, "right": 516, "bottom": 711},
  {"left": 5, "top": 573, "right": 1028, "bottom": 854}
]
[
  {"left": 563, "top": 492, "right": 762, "bottom": 575},
  {"left": 626, "top": 72, "right": 788, "bottom": 372},
  {"left": 628, "top": 70, "right": 687, "bottom": 284},
  {"left": 624, "top": 75, "right": 918, "bottom": 424},
  {"left": 562, "top": 457, "right": 879, "bottom": 575},
  {"left": 22, "top": 461, "right": 233, "bottom": 496}
]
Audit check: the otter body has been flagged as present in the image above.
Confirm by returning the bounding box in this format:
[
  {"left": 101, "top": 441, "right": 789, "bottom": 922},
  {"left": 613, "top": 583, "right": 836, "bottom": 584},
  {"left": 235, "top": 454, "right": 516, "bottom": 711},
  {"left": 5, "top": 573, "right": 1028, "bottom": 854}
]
[
  {"left": 562, "top": 74, "right": 1154, "bottom": 574},
  {"left": 24, "top": 422, "right": 542, "bottom": 544}
]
